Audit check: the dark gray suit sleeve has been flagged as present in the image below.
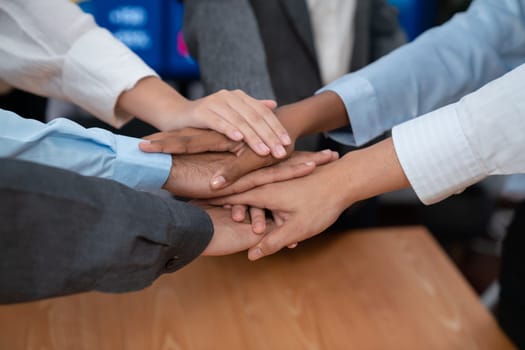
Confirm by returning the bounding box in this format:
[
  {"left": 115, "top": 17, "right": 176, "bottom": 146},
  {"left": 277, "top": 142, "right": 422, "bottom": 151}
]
[
  {"left": 370, "top": 0, "right": 407, "bottom": 60},
  {"left": 0, "top": 158, "right": 213, "bottom": 303},
  {"left": 183, "top": 0, "right": 276, "bottom": 100}
]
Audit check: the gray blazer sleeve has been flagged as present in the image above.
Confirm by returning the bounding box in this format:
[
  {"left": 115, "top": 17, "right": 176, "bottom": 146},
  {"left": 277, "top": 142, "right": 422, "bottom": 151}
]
[
  {"left": 0, "top": 158, "right": 213, "bottom": 303},
  {"left": 183, "top": 0, "right": 276, "bottom": 100},
  {"left": 369, "top": 0, "right": 407, "bottom": 60}
]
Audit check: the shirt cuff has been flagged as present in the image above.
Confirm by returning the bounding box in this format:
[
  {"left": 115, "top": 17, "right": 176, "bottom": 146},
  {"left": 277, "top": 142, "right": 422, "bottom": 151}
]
[
  {"left": 392, "top": 104, "right": 486, "bottom": 205},
  {"left": 319, "top": 74, "right": 383, "bottom": 147},
  {"left": 113, "top": 135, "right": 171, "bottom": 190},
  {"left": 62, "top": 27, "right": 158, "bottom": 128}
]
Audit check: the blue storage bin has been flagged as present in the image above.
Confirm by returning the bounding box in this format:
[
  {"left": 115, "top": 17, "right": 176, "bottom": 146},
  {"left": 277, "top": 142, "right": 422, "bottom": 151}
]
[{"left": 388, "top": 0, "right": 438, "bottom": 41}]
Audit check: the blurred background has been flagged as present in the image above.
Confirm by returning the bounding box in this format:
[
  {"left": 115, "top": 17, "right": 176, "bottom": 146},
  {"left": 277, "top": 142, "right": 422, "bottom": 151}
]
[{"left": 4, "top": 0, "right": 520, "bottom": 309}]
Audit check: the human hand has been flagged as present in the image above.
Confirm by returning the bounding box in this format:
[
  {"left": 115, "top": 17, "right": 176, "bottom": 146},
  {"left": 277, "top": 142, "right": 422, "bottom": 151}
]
[
  {"left": 117, "top": 77, "right": 290, "bottom": 157},
  {"left": 209, "top": 161, "right": 350, "bottom": 260},
  {"left": 162, "top": 149, "right": 338, "bottom": 198},
  {"left": 169, "top": 90, "right": 291, "bottom": 158},
  {"left": 140, "top": 128, "right": 298, "bottom": 190},
  {"left": 198, "top": 204, "right": 273, "bottom": 256},
  {"left": 139, "top": 128, "right": 244, "bottom": 155},
  {"left": 210, "top": 138, "right": 411, "bottom": 260}
]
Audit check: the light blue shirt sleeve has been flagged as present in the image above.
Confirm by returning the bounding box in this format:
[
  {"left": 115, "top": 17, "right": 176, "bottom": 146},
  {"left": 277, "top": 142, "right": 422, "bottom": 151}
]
[
  {"left": 0, "top": 109, "right": 171, "bottom": 190},
  {"left": 320, "top": 0, "right": 525, "bottom": 146}
]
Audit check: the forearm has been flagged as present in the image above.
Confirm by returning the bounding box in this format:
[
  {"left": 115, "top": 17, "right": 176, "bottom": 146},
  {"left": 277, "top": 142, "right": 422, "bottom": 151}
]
[
  {"left": 334, "top": 63, "right": 525, "bottom": 209},
  {"left": 393, "top": 62, "right": 525, "bottom": 205},
  {"left": 116, "top": 77, "right": 189, "bottom": 131},
  {"left": 276, "top": 91, "right": 349, "bottom": 140},
  {"left": 323, "top": 0, "right": 525, "bottom": 146},
  {"left": 328, "top": 138, "right": 410, "bottom": 208},
  {"left": 0, "top": 159, "right": 212, "bottom": 303}
]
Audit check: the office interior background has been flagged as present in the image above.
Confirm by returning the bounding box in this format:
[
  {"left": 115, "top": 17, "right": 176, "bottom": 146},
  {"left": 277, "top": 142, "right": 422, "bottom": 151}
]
[{"left": 3, "top": 0, "right": 517, "bottom": 308}]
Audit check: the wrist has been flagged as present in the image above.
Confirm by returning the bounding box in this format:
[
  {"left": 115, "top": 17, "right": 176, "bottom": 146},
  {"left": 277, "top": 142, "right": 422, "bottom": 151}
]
[
  {"left": 117, "top": 77, "right": 188, "bottom": 130},
  {"left": 316, "top": 157, "right": 360, "bottom": 210},
  {"left": 275, "top": 91, "right": 349, "bottom": 140},
  {"left": 275, "top": 105, "right": 308, "bottom": 141},
  {"left": 162, "top": 155, "right": 178, "bottom": 193},
  {"left": 337, "top": 138, "right": 411, "bottom": 205}
]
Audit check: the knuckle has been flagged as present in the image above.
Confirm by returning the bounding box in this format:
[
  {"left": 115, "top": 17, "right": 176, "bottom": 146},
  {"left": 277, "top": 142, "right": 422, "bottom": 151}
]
[
  {"left": 261, "top": 238, "right": 280, "bottom": 255},
  {"left": 220, "top": 140, "right": 235, "bottom": 150},
  {"left": 263, "top": 156, "right": 277, "bottom": 167},
  {"left": 248, "top": 111, "right": 264, "bottom": 122},
  {"left": 260, "top": 107, "right": 275, "bottom": 118}
]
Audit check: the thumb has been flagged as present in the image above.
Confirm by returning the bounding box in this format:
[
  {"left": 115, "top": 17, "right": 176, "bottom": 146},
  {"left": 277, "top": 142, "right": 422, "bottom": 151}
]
[
  {"left": 247, "top": 220, "right": 300, "bottom": 260},
  {"left": 214, "top": 159, "right": 317, "bottom": 194},
  {"left": 210, "top": 157, "right": 256, "bottom": 190},
  {"left": 210, "top": 149, "right": 273, "bottom": 189}
]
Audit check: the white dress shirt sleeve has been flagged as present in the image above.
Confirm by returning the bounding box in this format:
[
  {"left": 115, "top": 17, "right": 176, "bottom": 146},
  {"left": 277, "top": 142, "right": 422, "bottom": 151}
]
[
  {"left": 392, "top": 63, "right": 525, "bottom": 205},
  {"left": 0, "top": 109, "right": 171, "bottom": 190},
  {"left": 319, "top": 0, "right": 525, "bottom": 146},
  {"left": 0, "top": 0, "right": 158, "bottom": 128},
  {"left": 306, "top": 0, "right": 357, "bottom": 85}
]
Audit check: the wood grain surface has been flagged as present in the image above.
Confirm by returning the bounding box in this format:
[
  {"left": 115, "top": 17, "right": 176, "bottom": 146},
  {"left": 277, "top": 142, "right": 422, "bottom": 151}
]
[{"left": 0, "top": 226, "right": 514, "bottom": 349}]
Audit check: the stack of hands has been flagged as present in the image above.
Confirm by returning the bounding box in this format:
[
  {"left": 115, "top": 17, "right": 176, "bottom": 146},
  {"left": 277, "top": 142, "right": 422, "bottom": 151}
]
[
  {"left": 118, "top": 78, "right": 401, "bottom": 262},
  {"left": 129, "top": 85, "right": 406, "bottom": 262},
  {"left": 137, "top": 94, "right": 343, "bottom": 261}
]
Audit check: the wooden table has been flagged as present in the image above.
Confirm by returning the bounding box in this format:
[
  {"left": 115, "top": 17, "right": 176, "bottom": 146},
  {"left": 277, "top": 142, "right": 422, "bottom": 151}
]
[{"left": 0, "top": 227, "right": 514, "bottom": 349}]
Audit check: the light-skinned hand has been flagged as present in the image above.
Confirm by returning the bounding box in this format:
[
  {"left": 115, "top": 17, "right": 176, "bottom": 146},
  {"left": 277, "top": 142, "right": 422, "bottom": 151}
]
[
  {"left": 198, "top": 204, "right": 273, "bottom": 256},
  {"left": 210, "top": 138, "right": 410, "bottom": 261},
  {"left": 119, "top": 77, "right": 291, "bottom": 158},
  {"left": 210, "top": 161, "right": 347, "bottom": 260}
]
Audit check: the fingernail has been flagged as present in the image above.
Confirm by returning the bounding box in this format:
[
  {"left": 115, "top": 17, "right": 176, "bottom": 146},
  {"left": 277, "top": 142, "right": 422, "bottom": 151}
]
[
  {"left": 232, "top": 131, "right": 243, "bottom": 141},
  {"left": 281, "top": 133, "right": 292, "bottom": 145},
  {"left": 250, "top": 248, "right": 264, "bottom": 260},
  {"left": 257, "top": 143, "right": 271, "bottom": 155},
  {"left": 254, "top": 223, "right": 264, "bottom": 234},
  {"left": 321, "top": 149, "right": 332, "bottom": 154},
  {"left": 305, "top": 161, "right": 315, "bottom": 166},
  {"left": 274, "top": 145, "right": 287, "bottom": 158},
  {"left": 211, "top": 176, "right": 226, "bottom": 188}
]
